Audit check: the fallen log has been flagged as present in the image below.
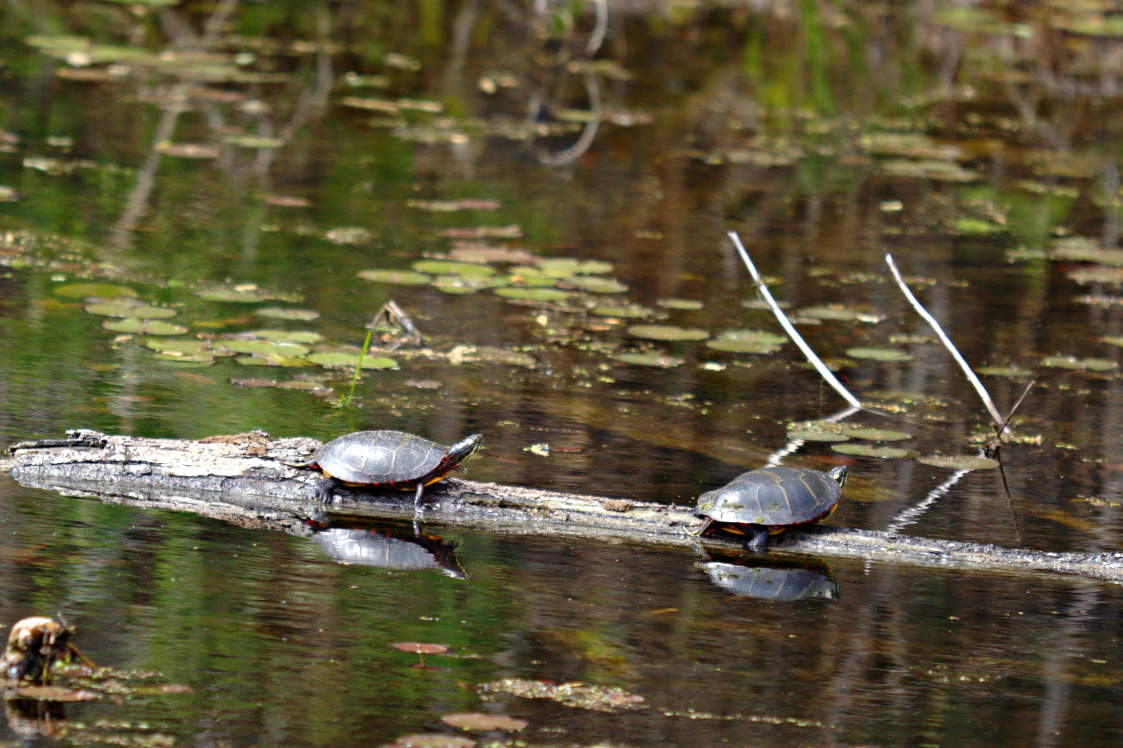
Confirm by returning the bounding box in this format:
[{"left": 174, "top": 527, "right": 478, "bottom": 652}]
[{"left": 4, "top": 430, "right": 1123, "bottom": 583}]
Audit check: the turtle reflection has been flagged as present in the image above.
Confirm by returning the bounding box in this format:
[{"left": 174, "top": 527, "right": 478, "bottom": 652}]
[
  {"left": 312, "top": 525, "right": 467, "bottom": 579},
  {"left": 696, "top": 560, "right": 838, "bottom": 602}
]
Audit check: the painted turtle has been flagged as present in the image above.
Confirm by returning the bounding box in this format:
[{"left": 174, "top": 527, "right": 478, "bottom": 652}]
[
  {"left": 694, "top": 465, "right": 848, "bottom": 553},
  {"left": 299, "top": 430, "right": 482, "bottom": 504}
]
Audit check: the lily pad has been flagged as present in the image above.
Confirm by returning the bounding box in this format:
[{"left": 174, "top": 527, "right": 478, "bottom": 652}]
[
  {"left": 799, "top": 305, "right": 885, "bottom": 323},
  {"left": 657, "top": 298, "right": 704, "bottom": 310},
  {"left": 977, "top": 365, "right": 1034, "bottom": 378},
  {"left": 917, "top": 454, "right": 1000, "bottom": 470},
  {"left": 831, "top": 443, "right": 910, "bottom": 459},
  {"left": 613, "top": 352, "right": 684, "bottom": 368},
  {"left": 308, "top": 352, "right": 399, "bottom": 370},
  {"left": 412, "top": 260, "right": 496, "bottom": 277},
  {"left": 842, "top": 426, "right": 911, "bottom": 441},
  {"left": 143, "top": 338, "right": 211, "bottom": 355},
  {"left": 432, "top": 274, "right": 506, "bottom": 294},
  {"left": 1052, "top": 237, "right": 1123, "bottom": 266},
  {"left": 248, "top": 329, "right": 324, "bottom": 344},
  {"left": 1040, "top": 355, "right": 1118, "bottom": 371},
  {"left": 222, "top": 134, "right": 284, "bottom": 149},
  {"left": 705, "top": 329, "right": 786, "bottom": 353},
  {"left": 85, "top": 302, "right": 176, "bottom": 319},
  {"left": 358, "top": 269, "right": 432, "bottom": 285},
  {"left": 255, "top": 306, "right": 320, "bottom": 321},
  {"left": 103, "top": 318, "right": 188, "bottom": 335},
  {"left": 847, "top": 347, "right": 914, "bottom": 362},
  {"left": 566, "top": 276, "right": 629, "bottom": 294},
  {"left": 1067, "top": 266, "right": 1123, "bottom": 285},
  {"left": 590, "top": 304, "right": 655, "bottom": 319},
  {"left": 537, "top": 258, "right": 613, "bottom": 275},
  {"left": 235, "top": 355, "right": 310, "bottom": 368},
  {"left": 195, "top": 286, "right": 267, "bottom": 303},
  {"left": 786, "top": 429, "right": 851, "bottom": 442},
  {"left": 217, "top": 340, "right": 310, "bottom": 357},
  {"left": 441, "top": 713, "right": 527, "bottom": 732},
  {"left": 54, "top": 282, "right": 138, "bottom": 299},
  {"left": 627, "top": 325, "right": 709, "bottom": 342},
  {"left": 494, "top": 287, "right": 571, "bottom": 302}
]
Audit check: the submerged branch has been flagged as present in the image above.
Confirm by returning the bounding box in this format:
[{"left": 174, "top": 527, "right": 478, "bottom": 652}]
[
  {"left": 727, "top": 231, "right": 863, "bottom": 409},
  {"left": 5, "top": 430, "right": 1123, "bottom": 584}
]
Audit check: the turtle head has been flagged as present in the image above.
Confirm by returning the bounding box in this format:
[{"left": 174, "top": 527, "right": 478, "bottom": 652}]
[
  {"left": 826, "top": 465, "right": 849, "bottom": 487},
  {"left": 449, "top": 434, "right": 483, "bottom": 463}
]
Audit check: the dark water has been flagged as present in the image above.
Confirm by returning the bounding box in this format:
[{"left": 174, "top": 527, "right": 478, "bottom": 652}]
[{"left": 2, "top": 1, "right": 1123, "bottom": 745}]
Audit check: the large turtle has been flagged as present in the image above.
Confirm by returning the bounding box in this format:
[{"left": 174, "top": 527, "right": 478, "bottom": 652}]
[
  {"left": 694, "top": 465, "right": 848, "bottom": 553},
  {"left": 298, "top": 430, "right": 482, "bottom": 504}
]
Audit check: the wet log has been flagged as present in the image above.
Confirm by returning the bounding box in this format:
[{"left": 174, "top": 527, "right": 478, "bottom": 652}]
[{"left": 4, "top": 430, "right": 1123, "bottom": 583}]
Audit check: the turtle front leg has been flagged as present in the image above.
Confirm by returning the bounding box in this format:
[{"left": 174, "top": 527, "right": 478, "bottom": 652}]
[{"left": 744, "top": 526, "right": 770, "bottom": 555}]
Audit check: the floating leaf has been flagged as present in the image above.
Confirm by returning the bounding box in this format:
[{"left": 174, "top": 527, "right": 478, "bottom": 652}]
[
  {"left": 494, "top": 287, "right": 571, "bottom": 302},
  {"left": 1052, "top": 237, "right": 1123, "bottom": 266},
  {"left": 432, "top": 274, "right": 506, "bottom": 294},
  {"left": 408, "top": 198, "right": 501, "bottom": 212},
  {"left": 441, "top": 713, "right": 527, "bottom": 732},
  {"left": 234, "top": 355, "right": 310, "bottom": 368},
  {"left": 324, "top": 227, "right": 373, "bottom": 244},
  {"left": 799, "top": 305, "right": 885, "bottom": 323},
  {"left": 103, "top": 318, "right": 188, "bottom": 335},
  {"left": 255, "top": 306, "right": 320, "bottom": 321},
  {"left": 917, "top": 454, "right": 1000, "bottom": 470},
  {"left": 786, "top": 429, "right": 850, "bottom": 443},
  {"left": 54, "top": 282, "right": 138, "bottom": 299},
  {"left": 86, "top": 302, "right": 176, "bottom": 319},
  {"left": 248, "top": 329, "right": 324, "bottom": 344},
  {"left": 627, "top": 325, "right": 709, "bottom": 341},
  {"left": 308, "top": 352, "right": 399, "bottom": 369},
  {"left": 590, "top": 304, "right": 655, "bottom": 319},
  {"left": 195, "top": 287, "right": 266, "bottom": 303},
  {"left": 1040, "top": 355, "right": 1118, "bottom": 371},
  {"left": 222, "top": 134, "right": 284, "bottom": 149},
  {"left": 1067, "top": 266, "right": 1123, "bottom": 285},
  {"left": 537, "top": 258, "right": 613, "bottom": 275},
  {"left": 842, "top": 426, "right": 911, "bottom": 442},
  {"left": 358, "top": 269, "right": 432, "bottom": 285},
  {"left": 831, "top": 443, "right": 910, "bottom": 458},
  {"left": 157, "top": 142, "right": 220, "bottom": 159},
  {"left": 449, "top": 245, "right": 536, "bottom": 264},
  {"left": 216, "top": 340, "right": 309, "bottom": 357},
  {"left": 393, "top": 642, "right": 450, "bottom": 655},
  {"left": 613, "top": 352, "right": 684, "bottom": 368},
  {"left": 143, "top": 338, "right": 211, "bottom": 355},
  {"left": 412, "top": 260, "right": 496, "bottom": 277},
  {"left": 566, "top": 276, "right": 628, "bottom": 294},
  {"left": 705, "top": 328, "right": 786, "bottom": 353},
  {"left": 657, "top": 298, "right": 703, "bottom": 310},
  {"left": 977, "top": 365, "right": 1034, "bottom": 378},
  {"left": 847, "top": 347, "right": 914, "bottom": 362}
]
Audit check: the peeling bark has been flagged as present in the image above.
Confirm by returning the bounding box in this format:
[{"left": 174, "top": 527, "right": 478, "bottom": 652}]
[{"left": 5, "top": 430, "right": 1123, "bottom": 583}]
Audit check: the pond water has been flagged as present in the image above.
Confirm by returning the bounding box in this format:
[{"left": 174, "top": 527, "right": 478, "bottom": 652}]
[{"left": 2, "top": 1, "right": 1123, "bottom": 745}]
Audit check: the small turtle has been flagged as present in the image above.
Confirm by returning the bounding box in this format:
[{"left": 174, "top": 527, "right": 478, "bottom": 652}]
[
  {"left": 297, "top": 430, "right": 482, "bottom": 504},
  {"left": 694, "top": 465, "right": 848, "bottom": 553}
]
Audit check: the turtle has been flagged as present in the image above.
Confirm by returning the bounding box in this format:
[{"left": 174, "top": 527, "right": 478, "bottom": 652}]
[
  {"left": 297, "top": 430, "right": 482, "bottom": 504},
  {"left": 693, "top": 465, "right": 848, "bottom": 554}
]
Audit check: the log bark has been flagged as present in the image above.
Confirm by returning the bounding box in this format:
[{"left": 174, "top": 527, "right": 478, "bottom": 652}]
[{"left": 4, "top": 430, "right": 1123, "bottom": 583}]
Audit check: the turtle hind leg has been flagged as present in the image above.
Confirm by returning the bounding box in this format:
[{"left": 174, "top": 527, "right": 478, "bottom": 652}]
[
  {"left": 318, "top": 476, "right": 341, "bottom": 505},
  {"left": 743, "top": 526, "right": 770, "bottom": 554}
]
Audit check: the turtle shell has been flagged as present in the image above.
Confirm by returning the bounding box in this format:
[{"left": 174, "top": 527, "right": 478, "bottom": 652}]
[
  {"left": 314, "top": 430, "right": 480, "bottom": 487},
  {"left": 695, "top": 466, "right": 846, "bottom": 528}
]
